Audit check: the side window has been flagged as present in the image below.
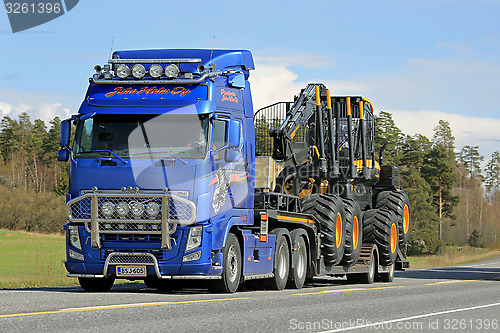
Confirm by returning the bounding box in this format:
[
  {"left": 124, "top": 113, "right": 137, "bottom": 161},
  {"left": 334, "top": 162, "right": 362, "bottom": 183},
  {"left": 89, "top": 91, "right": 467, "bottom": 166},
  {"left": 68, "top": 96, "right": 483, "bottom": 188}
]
[
  {"left": 75, "top": 118, "right": 93, "bottom": 153},
  {"left": 212, "top": 120, "right": 227, "bottom": 149}
]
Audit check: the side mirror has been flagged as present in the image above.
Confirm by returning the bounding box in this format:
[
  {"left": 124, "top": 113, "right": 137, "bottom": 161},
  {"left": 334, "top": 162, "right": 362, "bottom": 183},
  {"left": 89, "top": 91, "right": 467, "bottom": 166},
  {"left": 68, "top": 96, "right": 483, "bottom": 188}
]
[
  {"left": 59, "top": 119, "right": 71, "bottom": 148},
  {"left": 226, "top": 120, "right": 241, "bottom": 148},
  {"left": 227, "top": 73, "right": 245, "bottom": 89},
  {"left": 57, "top": 148, "right": 69, "bottom": 162}
]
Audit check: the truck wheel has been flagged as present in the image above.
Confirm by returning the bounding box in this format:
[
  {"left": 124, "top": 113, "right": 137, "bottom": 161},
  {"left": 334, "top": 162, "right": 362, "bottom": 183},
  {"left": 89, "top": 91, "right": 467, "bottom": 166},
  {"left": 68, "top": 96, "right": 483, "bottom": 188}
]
[
  {"left": 340, "top": 198, "right": 362, "bottom": 267},
  {"left": 364, "top": 209, "right": 399, "bottom": 266},
  {"left": 208, "top": 233, "right": 241, "bottom": 293},
  {"left": 376, "top": 191, "right": 411, "bottom": 246},
  {"left": 263, "top": 229, "right": 290, "bottom": 290},
  {"left": 379, "top": 262, "right": 395, "bottom": 282},
  {"left": 286, "top": 232, "right": 308, "bottom": 289},
  {"left": 78, "top": 277, "right": 114, "bottom": 292},
  {"left": 302, "top": 194, "right": 346, "bottom": 266},
  {"left": 358, "top": 251, "right": 376, "bottom": 284}
]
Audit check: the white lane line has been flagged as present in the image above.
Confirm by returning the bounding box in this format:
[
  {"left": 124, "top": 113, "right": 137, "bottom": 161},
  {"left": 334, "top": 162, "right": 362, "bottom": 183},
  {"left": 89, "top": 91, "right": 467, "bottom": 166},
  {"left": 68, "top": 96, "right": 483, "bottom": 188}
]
[{"left": 319, "top": 302, "right": 500, "bottom": 333}]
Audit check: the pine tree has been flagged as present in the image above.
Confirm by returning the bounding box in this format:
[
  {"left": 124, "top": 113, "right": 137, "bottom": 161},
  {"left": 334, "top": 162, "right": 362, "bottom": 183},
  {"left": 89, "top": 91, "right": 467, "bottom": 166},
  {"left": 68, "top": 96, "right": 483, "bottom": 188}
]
[
  {"left": 458, "top": 145, "right": 484, "bottom": 180},
  {"left": 374, "top": 111, "right": 404, "bottom": 166},
  {"left": 485, "top": 151, "right": 500, "bottom": 197}
]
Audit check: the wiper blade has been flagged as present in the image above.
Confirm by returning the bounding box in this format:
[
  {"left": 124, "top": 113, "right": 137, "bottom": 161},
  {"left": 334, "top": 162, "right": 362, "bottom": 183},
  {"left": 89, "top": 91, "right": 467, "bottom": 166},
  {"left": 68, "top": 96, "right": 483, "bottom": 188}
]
[
  {"left": 129, "top": 149, "right": 187, "bottom": 165},
  {"left": 76, "top": 150, "right": 128, "bottom": 164}
]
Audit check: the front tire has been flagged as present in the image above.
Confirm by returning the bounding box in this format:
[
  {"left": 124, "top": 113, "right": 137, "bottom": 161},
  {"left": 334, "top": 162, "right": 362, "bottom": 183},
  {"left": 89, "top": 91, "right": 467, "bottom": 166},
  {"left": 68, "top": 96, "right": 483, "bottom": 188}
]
[
  {"left": 78, "top": 277, "right": 114, "bottom": 292},
  {"left": 340, "top": 198, "right": 363, "bottom": 266},
  {"left": 208, "top": 233, "right": 241, "bottom": 293},
  {"left": 376, "top": 191, "right": 411, "bottom": 246}
]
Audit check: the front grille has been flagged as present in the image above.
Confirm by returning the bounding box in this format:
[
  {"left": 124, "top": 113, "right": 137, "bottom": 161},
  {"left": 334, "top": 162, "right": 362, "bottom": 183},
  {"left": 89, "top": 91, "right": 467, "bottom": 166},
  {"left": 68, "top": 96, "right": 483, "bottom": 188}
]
[
  {"left": 106, "top": 252, "right": 156, "bottom": 265},
  {"left": 87, "top": 221, "right": 174, "bottom": 233},
  {"left": 101, "top": 233, "right": 163, "bottom": 242}
]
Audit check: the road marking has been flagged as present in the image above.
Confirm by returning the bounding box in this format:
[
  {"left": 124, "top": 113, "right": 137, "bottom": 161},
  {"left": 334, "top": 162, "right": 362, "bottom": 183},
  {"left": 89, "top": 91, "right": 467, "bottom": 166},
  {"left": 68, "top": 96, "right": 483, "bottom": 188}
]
[
  {"left": 425, "top": 280, "right": 478, "bottom": 286},
  {"left": 292, "top": 285, "right": 404, "bottom": 296},
  {"left": 319, "top": 302, "right": 500, "bottom": 332},
  {"left": 0, "top": 297, "right": 249, "bottom": 318}
]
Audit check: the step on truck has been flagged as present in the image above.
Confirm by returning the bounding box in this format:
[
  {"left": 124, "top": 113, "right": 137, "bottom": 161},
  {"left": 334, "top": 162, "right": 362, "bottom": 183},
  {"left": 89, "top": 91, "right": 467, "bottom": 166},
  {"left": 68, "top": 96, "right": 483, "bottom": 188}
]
[{"left": 58, "top": 49, "right": 410, "bottom": 293}]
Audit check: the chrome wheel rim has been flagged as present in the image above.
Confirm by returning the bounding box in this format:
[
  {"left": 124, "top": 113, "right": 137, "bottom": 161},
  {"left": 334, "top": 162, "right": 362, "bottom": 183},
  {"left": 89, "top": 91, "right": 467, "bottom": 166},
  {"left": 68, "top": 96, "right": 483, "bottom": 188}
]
[
  {"left": 296, "top": 244, "right": 306, "bottom": 279},
  {"left": 227, "top": 245, "right": 238, "bottom": 283},
  {"left": 277, "top": 244, "right": 287, "bottom": 279}
]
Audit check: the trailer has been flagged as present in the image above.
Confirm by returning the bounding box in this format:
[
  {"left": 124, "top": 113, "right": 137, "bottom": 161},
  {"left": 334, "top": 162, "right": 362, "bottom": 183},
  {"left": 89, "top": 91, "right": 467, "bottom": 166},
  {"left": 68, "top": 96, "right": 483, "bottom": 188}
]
[{"left": 58, "top": 49, "right": 410, "bottom": 293}]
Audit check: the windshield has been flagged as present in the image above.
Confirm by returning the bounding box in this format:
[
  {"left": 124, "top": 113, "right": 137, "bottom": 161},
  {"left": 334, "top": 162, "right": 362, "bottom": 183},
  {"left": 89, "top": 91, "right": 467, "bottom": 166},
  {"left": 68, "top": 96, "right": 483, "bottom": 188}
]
[{"left": 74, "top": 113, "right": 210, "bottom": 159}]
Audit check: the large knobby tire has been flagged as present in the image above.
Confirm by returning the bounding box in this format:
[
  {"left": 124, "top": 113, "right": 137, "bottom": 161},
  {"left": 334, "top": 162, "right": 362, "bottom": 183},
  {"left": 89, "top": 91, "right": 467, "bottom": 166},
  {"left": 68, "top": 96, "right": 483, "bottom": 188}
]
[
  {"left": 78, "top": 277, "right": 114, "bottom": 292},
  {"left": 376, "top": 190, "right": 411, "bottom": 246},
  {"left": 263, "top": 229, "right": 290, "bottom": 290},
  {"left": 286, "top": 231, "right": 308, "bottom": 289},
  {"left": 208, "top": 233, "right": 241, "bottom": 293},
  {"left": 340, "top": 198, "right": 363, "bottom": 267},
  {"left": 363, "top": 209, "right": 399, "bottom": 266},
  {"left": 302, "top": 193, "right": 346, "bottom": 266}
]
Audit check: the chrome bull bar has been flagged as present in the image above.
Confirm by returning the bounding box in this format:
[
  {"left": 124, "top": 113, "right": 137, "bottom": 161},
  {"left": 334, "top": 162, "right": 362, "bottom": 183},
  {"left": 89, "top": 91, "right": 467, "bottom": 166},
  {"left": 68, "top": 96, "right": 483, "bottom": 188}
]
[{"left": 67, "top": 193, "right": 196, "bottom": 250}]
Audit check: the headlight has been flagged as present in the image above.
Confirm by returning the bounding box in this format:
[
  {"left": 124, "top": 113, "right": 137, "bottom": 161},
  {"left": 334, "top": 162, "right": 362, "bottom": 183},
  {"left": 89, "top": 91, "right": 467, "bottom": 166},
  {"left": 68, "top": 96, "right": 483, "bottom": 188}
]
[
  {"left": 116, "top": 202, "right": 130, "bottom": 218},
  {"left": 116, "top": 65, "right": 130, "bottom": 79},
  {"left": 164, "top": 64, "right": 180, "bottom": 78},
  {"left": 101, "top": 201, "right": 115, "bottom": 218},
  {"left": 131, "top": 64, "right": 146, "bottom": 79},
  {"left": 185, "top": 226, "right": 203, "bottom": 252},
  {"left": 68, "top": 225, "right": 82, "bottom": 250},
  {"left": 146, "top": 202, "right": 160, "bottom": 218},
  {"left": 130, "top": 202, "right": 145, "bottom": 217},
  {"left": 149, "top": 64, "right": 163, "bottom": 78}
]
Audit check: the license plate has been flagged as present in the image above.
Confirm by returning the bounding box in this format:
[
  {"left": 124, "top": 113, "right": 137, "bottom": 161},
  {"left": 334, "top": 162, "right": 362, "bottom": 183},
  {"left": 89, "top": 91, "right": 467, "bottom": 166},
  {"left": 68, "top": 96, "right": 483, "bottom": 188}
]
[{"left": 116, "top": 266, "right": 146, "bottom": 277}]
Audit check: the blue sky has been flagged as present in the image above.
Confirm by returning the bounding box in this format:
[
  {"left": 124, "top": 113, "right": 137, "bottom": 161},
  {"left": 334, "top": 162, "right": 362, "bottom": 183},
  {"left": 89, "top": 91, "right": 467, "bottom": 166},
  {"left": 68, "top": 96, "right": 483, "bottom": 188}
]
[{"left": 1, "top": 0, "right": 499, "bottom": 157}]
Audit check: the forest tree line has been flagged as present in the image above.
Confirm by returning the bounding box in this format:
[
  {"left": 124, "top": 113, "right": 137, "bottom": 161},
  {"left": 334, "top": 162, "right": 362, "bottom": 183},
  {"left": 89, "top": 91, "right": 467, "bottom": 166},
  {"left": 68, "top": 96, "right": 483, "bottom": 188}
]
[{"left": 0, "top": 112, "right": 499, "bottom": 255}]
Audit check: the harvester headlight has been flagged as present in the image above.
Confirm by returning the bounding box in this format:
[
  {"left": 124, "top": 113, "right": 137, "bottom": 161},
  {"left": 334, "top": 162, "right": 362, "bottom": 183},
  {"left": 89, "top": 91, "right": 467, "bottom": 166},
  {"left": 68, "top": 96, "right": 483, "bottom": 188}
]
[
  {"left": 164, "top": 64, "right": 180, "bottom": 79},
  {"left": 130, "top": 201, "right": 145, "bottom": 217},
  {"left": 149, "top": 64, "right": 163, "bottom": 78},
  {"left": 131, "top": 64, "right": 146, "bottom": 79},
  {"left": 116, "top": 65, "right": 130, "bottom": 79},
  {"left": 146, "top": 202, "right": 160, "bottom": 218},
  {"left": 101, "top": 201, "right": 115, "bottom": 218},
  {"left": 116, "top": 202, "right": 130, "bottom": 218}
]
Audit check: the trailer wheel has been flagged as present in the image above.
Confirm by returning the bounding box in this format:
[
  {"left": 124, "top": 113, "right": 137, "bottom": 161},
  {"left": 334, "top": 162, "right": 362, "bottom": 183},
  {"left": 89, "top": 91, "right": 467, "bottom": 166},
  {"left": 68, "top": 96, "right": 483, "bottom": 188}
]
[
  {"left": 379, "top": 262, "right": 395, "bottom": 282},
  {"left": 358, "top": 251, "right": 376, "bottom": 284},
  {"left": 376, "top": 191, "right": 411, "bottom": 246},
  {"left": 286, "top": 232, "right": 308, "bottom": 289},
  {"left": 208, "top": 233, "right": 241, "bottom": 293},
  {"left": 340, "top": 198, "right": 363, "bottom": 267},
  {"left": 364, "top": 209, "right": 399, "bottom": 266},
  {"left": 263, "top": 229, "right": 290, "bottom": 290},
  {"left": 302, "top": 194, "right": 346, "bottom": 266},
  {"left": 78, "top": 277, "right": 114, "bottom": 292}
]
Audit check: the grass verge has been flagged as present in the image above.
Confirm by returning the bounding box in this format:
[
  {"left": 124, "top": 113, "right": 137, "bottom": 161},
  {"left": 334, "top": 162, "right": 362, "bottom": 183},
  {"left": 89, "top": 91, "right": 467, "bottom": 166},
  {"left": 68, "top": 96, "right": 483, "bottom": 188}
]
[
  {"left": 407, "top": 245, "right": 500, "bottom": 269},
  {"left": 0, "top": 229, "right": 75, "bottom": 288}
]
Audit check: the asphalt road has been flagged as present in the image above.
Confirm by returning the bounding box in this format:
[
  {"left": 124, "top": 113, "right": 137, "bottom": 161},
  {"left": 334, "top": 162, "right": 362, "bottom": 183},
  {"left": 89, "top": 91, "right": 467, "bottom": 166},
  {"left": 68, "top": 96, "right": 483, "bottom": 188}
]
[{"left": 1, "top": 256, "right": 500, "bottom": 333}]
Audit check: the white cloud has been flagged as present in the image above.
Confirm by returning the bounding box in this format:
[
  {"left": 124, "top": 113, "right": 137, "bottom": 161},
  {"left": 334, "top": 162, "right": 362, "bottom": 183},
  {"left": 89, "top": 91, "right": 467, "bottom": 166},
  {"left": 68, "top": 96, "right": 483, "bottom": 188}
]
[
  {"left": 0, "top": 100, "right": 70, "bottom": 123},
  {"left": 248, "top": 53, "right": 500, "bottom": 161},
  {"left": 389, "top": 110, "right": 500, "bottom": 159}
]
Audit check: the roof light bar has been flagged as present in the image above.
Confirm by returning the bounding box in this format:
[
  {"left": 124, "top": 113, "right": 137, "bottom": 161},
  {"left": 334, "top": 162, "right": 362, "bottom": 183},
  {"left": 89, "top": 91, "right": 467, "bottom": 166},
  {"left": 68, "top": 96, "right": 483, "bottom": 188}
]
[{"left": 108, "top": 58, "right": 202, "bottom": 64}]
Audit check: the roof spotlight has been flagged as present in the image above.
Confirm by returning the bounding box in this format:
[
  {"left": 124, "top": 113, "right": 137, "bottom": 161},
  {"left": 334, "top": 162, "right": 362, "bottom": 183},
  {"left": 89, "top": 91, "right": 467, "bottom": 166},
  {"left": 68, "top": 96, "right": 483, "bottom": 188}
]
[
  {"left": 116, "top": 65, "right": 130, "bottom": 79},
  {"left": 149, "top": 64, "right": 163, "bottom": 78},
  {"left": 164, "top": 64, "right": 180, "bottom": 79},
  {"left": 131, "top": 64, "right": 146, "bottom": 79},
  {"left": 94, "top": 65, "right": 102, "bottom": 73}
]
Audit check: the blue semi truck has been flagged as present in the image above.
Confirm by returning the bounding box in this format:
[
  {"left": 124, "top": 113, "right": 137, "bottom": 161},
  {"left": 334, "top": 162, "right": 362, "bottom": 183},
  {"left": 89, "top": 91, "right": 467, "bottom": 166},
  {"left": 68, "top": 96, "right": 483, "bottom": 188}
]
[{"left": 58, "top": 49, "right": 410, "bottom": 293}]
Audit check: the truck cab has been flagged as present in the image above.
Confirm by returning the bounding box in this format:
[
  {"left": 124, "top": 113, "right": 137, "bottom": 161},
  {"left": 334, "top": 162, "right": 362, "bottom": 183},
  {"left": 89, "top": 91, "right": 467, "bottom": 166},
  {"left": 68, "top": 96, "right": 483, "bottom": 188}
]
[{"left": 60, "top": 49, "right": 261, "bottom": 292}]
